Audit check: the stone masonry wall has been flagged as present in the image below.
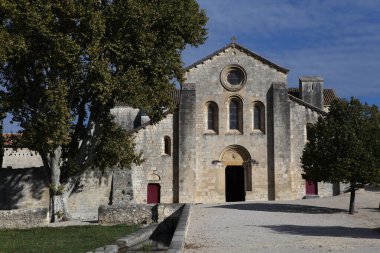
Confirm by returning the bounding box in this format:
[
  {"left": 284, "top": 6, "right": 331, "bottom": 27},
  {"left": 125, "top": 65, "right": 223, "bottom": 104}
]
[
  {"left": 0, "top": 208, "right": 49, "bottom": 229},
  {"left": 98, "top": 203, "right": 183, "bottom": 225},
  {"left": 112, "top": 169, "right": 134, "bottom": 204},
  {"left": 183, "top": 46, "right": 287, "bottom": 202},
  {"left": 289, "top": 100, "right": 335, "bottom": 199},
  {"left": 2, "top": 148, "right": 44, "bottom": 169},
  {"left": 111, "top": 107, "right": 140, "bottom": 131},
  {"left": 130, "top": 114, "right": 175, "bottom": 204},
  {"left": 68, "top": 169, "right": 112, "bottom": 220},
  {"left": 0, "top": 167, "right": 49, "bottom": 210},
  {"left": 0, "top": 165, "right": 112, "bottom": 220},
  {"left": 178, "top": 84, "right": 196, "bottom": 203},
  {"left": 271, "top": 83, "right": 292, "bottom": 200}
]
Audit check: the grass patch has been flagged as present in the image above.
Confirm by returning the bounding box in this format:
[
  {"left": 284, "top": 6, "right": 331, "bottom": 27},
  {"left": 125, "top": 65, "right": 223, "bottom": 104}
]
[{"left": 0, "top": 224, "right": 138, "bottom": 253}]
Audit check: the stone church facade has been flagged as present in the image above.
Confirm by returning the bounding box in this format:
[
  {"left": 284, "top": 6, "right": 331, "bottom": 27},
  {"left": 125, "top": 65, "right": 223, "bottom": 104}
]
[
  {"left": 112, "top": 42, "right": 339, "bottom": 205},
  {"left": 1, "top": 42, "right": 340, "bottom": 220}
]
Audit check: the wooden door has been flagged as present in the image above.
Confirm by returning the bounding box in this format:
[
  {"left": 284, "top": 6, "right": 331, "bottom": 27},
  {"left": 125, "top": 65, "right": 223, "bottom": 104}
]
[
  {"left": 147, "top": 183, "right": 160, "bottom": 204},
  {"left": 306, "top": 180, "right": 318, "bottom": 195}
]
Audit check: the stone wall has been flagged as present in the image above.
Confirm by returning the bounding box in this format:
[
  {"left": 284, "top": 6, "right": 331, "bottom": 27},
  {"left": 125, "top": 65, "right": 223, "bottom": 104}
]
[
  {"left": 0, "top": 167, "right": 49, "bottom": 210},
  {"left": 112, "top": 169, "right": 134, "bottom": 205},
  {"left": 181, "top": 46, "right": 287, "bottom": 203},
  {"left": 111, "top": 107, "right": 140, "bottom": 131},
  {"left": 289, "top": 100, "right": 335, "bottom": 199},
  {"left": 68, "top": 169, "right": 112, "bottom": 220},
  {"left": 0, "top": 166, "right": 112, "bottom": 221},
  {"left": 2, "top": 148, "right": 43, "bottom": 169},
  {"left": 130, "top": 115, "right": 175, "bottom": 204},
  {"left": 98, "top": 203, "right": 183, "bottom": 225},
  {"left": 0, "top": 208, "right": 49, "bottom": 229}
]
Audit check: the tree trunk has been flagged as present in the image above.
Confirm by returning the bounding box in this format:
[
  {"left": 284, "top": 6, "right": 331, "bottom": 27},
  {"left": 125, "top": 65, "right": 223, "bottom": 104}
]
[
  {"left": 47, "top": 147, "right": 76, "bottom": 222},
  {"left": 52, "top": 187, "right": 74, "bottom": 222},
  {"left": 348, "top": 185, "right": 356, "bottom": 214}
]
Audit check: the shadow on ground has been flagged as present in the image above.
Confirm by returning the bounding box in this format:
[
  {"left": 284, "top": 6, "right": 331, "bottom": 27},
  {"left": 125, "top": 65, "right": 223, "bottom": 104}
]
[
  {"left": 260, "top": 225, "right": 380, "bottom": 239},
  {"left": 209, "top": 203, "right": 346, "bottom": 214}
]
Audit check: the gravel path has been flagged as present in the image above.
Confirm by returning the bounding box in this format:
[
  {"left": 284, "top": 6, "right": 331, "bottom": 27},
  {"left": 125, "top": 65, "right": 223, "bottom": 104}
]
[{"left": 184, "top": 190, "right": 380, "bottom": 253}]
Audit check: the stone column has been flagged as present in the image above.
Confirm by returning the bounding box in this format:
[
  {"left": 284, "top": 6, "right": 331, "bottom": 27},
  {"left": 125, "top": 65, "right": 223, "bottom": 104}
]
[
  {"left": 270, "top": 82, "right": 292, "bottom": 200},
  {"left": 178, "top": 83, "right": 197, "bottom": 203}
]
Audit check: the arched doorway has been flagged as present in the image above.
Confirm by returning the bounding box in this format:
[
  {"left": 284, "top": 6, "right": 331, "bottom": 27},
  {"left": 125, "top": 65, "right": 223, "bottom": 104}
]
[{"left": 220, "top": 145, "right": 252, "bottom": 202}]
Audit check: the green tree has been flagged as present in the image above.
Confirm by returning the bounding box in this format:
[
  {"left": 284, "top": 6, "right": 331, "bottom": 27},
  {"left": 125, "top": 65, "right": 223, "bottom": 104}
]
[
  {"left": 0, "top": 0, "right": 207, "bottom": 221},
  {"left": 301, "top": 98, "right": 380, "bottom": 214}
]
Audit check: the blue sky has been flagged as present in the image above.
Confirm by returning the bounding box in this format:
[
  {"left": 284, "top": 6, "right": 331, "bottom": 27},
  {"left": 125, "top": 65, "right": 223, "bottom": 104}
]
[
  {"left": 3, "top": 0, "right": 380, "bottom": 132},
  {"left": 183, "top": 0, "right": 380, "bottom": 106}
]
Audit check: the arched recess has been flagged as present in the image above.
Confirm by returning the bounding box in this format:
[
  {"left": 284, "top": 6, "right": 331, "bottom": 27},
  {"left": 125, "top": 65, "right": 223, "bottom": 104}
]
[
  {"left": 219, "top": 145, "right": 252, "bottom": 191},
  {"left": 147, "top": 173, "right": 160, "bottom": 181},
  {"left": 205, "top": 101, "right": 219, "bottom": 133},
  {"left": 253, "top": 101, "right": 265, "bottom": 132}
]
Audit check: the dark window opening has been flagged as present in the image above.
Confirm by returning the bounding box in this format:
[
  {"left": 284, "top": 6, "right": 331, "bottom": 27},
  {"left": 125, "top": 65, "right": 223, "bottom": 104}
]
[
  {"left": 230, "top": 100, "right": 239, "bottom": 130},
  {"left": 164, "top": 136, "right": 171, "bottom": 155},
  {"left": 227, "top": 69, "right": 243, "bottom": 85},
  {"left": 254, "top": 105, "right": 261, "bottom": 129},
  {"left": 208, "top": 105, "right": 215, "bottom": 130}
]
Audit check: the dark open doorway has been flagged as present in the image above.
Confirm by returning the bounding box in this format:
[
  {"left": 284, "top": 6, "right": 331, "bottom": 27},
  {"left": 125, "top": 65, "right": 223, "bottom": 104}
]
[{"left": 225, "top": 166, "right": 245, "bottom": 202}]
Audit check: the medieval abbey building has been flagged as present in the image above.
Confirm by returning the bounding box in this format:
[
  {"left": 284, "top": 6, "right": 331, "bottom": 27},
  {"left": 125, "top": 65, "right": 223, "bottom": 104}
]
[
  {"left": 112, "top": 42, "right": 338, "bottom": 205},
  {"left": 1, "top": 42, "right": 339, "bottom": 219}
]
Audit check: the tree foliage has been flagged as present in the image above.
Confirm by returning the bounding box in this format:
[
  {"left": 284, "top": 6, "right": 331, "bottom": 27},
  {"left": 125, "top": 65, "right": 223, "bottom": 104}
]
[
  {"left": 0, "top": 0, "right": 207, "bottom": 219},
  {"left": 301, "top": 97, "right": 380, "bottom": 213}
]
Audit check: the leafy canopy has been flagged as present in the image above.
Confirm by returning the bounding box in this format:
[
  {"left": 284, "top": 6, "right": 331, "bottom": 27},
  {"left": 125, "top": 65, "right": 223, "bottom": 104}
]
[
  {"left": 0, "top": 0, "right": 207, "bottom": 180},
  {"left": 301, "top": 97, "right": 380, "bottom": 186}
]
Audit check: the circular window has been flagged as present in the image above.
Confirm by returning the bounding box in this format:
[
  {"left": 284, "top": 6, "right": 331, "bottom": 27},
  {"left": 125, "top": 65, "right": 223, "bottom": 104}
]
[{"left": 220, "top": 65, "right": 247, "bottom": 91}]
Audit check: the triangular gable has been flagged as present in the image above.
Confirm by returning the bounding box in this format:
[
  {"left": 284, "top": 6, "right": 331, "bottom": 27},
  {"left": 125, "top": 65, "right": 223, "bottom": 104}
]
[{"left": 185, "top": 42, "right": 289, "bottom": 74}]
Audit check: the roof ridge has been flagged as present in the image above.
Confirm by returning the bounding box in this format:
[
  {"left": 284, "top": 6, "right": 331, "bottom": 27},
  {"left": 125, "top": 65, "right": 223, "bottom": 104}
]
[
  {"left": 288, "top": 94, "right": 327, "bottom": 115},
  {"left": 185, "top": 42, "right": 289, "bottom": 73}
]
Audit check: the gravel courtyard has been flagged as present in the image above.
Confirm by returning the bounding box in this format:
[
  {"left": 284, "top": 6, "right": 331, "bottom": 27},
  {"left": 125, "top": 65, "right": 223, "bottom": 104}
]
[{"left": 184, "top": 190, "right": 380, "bottom": 253}]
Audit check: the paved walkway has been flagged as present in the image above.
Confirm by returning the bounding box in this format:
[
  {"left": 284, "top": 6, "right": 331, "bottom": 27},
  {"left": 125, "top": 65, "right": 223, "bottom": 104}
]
[{"left": 184, "top": 190, "right": 380, "bottom": 253}]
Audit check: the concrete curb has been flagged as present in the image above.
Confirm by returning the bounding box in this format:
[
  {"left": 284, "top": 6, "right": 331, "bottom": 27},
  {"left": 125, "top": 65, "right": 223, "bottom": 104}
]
[
  {"left": 116, "top": 223, "right": 158, "bottom": 249},
  {"left": 168, "top": 204, "right": 192, "bottom": 253},
  {"left": 87, "top": 223, "right": 158, "bottom": 253}
]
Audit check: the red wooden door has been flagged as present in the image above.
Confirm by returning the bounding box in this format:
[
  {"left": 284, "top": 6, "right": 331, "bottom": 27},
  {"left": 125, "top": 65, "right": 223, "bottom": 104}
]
[
  {"left": 306, "top": 180, "right": 318, "bottom": 195},
  {"left": 147, "top": 184, "right": 160, "bottom": 204}
]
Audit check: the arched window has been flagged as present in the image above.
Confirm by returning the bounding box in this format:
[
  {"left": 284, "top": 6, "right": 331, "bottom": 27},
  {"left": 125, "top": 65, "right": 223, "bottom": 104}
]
[
  {"left": 230, "top": 100, "right": 239, "bottom": 129},
  {"left": 164, "top": 136, "right": 171, "bottom": 155},
  {"left": 229, "top": 97, "right": 243, "bottom": 132},
  {"left": 253, "top": 101, "right": 265, "bottom": 132},
  {"left": 208, "top": 105, "right": 215, "bottom": 129},
  {"left": 205, "top": 102, "right": 219, "bottom": 133},
  {"left": 254, "top": 105, "right": 261, "bottom": 129}
]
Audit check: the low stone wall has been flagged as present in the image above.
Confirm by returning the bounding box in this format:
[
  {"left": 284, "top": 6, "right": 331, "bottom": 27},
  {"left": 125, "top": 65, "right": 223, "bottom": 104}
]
[
  {"left": 98, "top": 203, "right": 183, "bottom": 225},
  {"left": 0, "top": 208, "right": 49, "bottom": 229}
]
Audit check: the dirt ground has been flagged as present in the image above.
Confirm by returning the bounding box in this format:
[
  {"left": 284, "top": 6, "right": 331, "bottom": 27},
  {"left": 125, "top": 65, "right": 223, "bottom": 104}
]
[{"left": 184, "top": 190, "right": 380, "bottom": 253}]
